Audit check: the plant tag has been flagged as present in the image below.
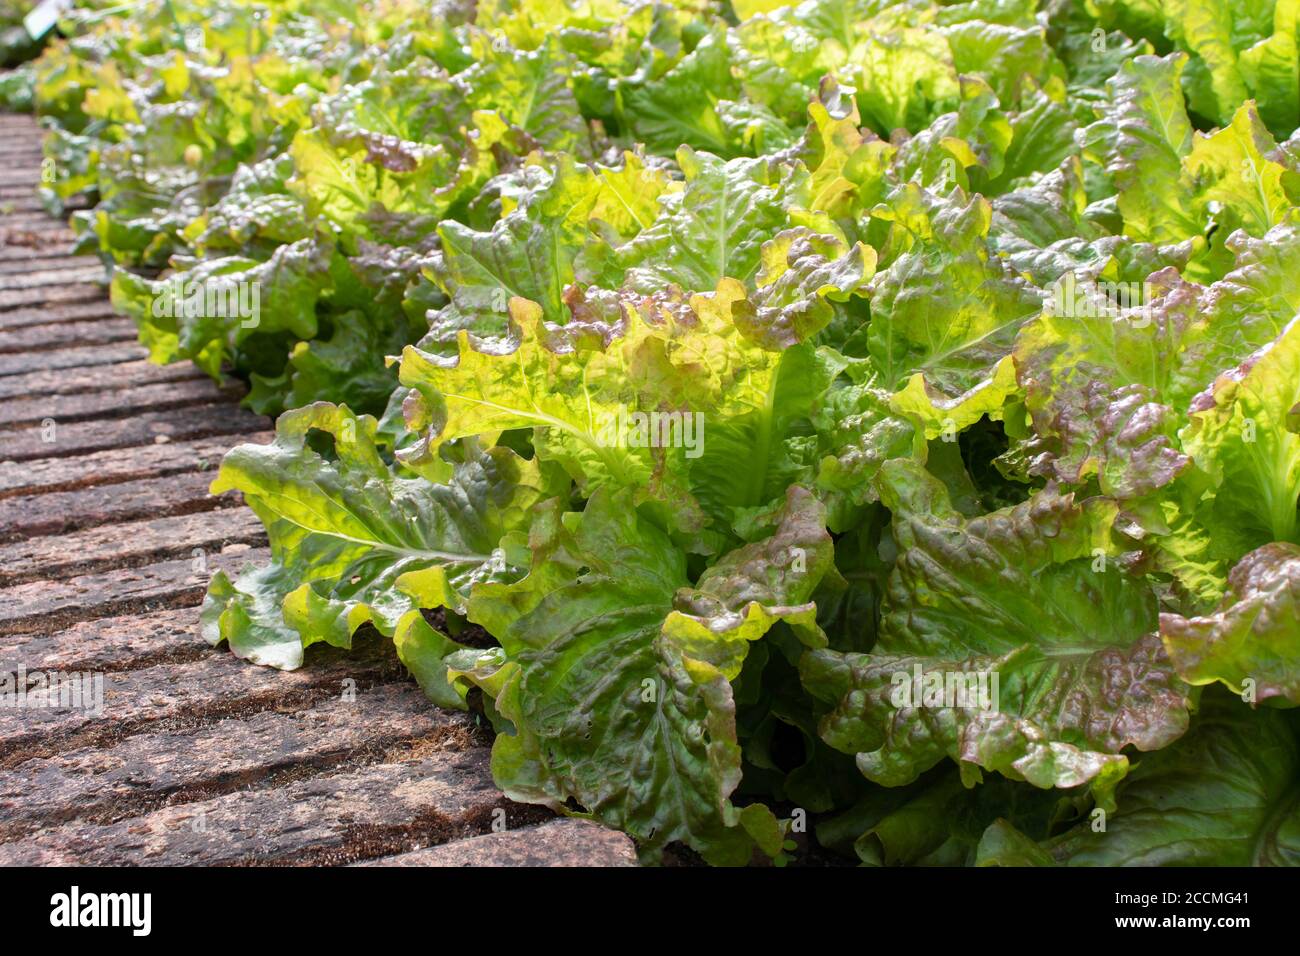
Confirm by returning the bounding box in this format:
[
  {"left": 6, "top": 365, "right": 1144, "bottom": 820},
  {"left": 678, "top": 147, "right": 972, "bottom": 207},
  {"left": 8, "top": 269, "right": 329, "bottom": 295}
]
[{"left": 23, "top": 0, "right": 73, "bottom": 40}]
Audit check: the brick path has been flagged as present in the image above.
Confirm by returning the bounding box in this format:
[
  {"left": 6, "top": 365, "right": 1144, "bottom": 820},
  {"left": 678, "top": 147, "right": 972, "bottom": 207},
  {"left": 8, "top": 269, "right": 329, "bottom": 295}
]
[{"left": 0, "top": 110, "right": 636, "bottom": 866}]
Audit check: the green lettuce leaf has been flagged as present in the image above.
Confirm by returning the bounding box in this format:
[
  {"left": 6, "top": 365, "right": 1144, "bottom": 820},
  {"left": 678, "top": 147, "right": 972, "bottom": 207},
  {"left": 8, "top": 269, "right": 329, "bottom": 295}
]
[
  {"left": 202, "top": 403, "right": 549, "bottom": 669},
  {"left": 1048, "top": 693, "right": 1300, "bottom": 865}
]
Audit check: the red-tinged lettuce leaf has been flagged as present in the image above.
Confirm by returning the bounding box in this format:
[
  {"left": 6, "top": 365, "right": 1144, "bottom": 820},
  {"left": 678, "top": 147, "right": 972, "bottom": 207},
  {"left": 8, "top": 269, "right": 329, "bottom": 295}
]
[
  {"left": 1014, "top": 269, "right": 1199, "bottom": 498},
  {"left": 1016, "top": 214, "right": 1300, "bottom": 499},
  {"left": 892, "top": 76, "right": 1012, "bottom": 192},
  {"left": 1182, "top": 101, "right": 1294, "bottom": 272},
  {"left": 1151, "top": 0, "right": 1300, "bottom": 138},
  {"left": 798, "top": 78, "right": 897, "bottom": 226},
  {"left": 1161, "top": 0, "right": 1251, "bottom": 128},
  {"left": 813, "top": 371, "right": 925, "bottom": 532},
  {"left": 465, "top": 485, "right": 833, "bottom": 863},
  {"left": 619, "top": 27, "right": 795, "bottom": 158},
  {"left": 989, "top": 157, "right": 1100, "bottom": 252},
  {"left": 396, "top": 286, "right": 730, "bottom": 525},
  {"left": 183, "top": 154, "right": 312, "bottom": 254},
  {"left": 286, "top": 55, "right": 503, "bottom": 239},
  {"left": 1013, "top": 216, "right": 1300, "bottom": 604},
  {"left": 800, "top": 458, "right": 1191, "bottom": 795},
  {"left": 866, "top": 184, "right": 1042, "bottom": 436},
  {"left": 1160, "top": 542, "right": 1300, "bottom": 704},
  {"left": 611, "top": 146, "right": 818, "bottom": 294},
  {"left": 819, "top": 765, "right": 1079, "bottom": 867},
  {"left": 687, "top": 230, "right": 876, "bottom": 531},
  {"left": 1079, "top": 54, "right": 1200, "bottom": 247},
  {"left": 1080, "top": 53, "right": 1293, "bottom": 280},
  {"left": 1198, "top": 215, "right": 1300, "bottom": 351},
  {"left": 458, "top": 32, "right": 591, "bottom": 158},
  {"left": 664, "top": 485, "right": 837, "bottom": 674},
  {"left": 400, "top": 248, "right": 873, "bottom": 540},
  {"left": 418, "top": 155, "right": 673, "bottom": 354},
  {"left": 1181, "top": 314, "right": 1300, "bottom": 555},
  {"left": 974, "top": 818, "right": 1059, "bottom": 866},
  {"left": 744, "top": 227, "right": 876, "bottom": 349},
  {"left": 854, "top": 8, "right": 959, "bottom": 135},
  {"left": 731, "top": 0, "right": 867, "bottom": 121},
  {"left": 983, "top": 77, "right": 1079, "bottom": 193},
  {"left": 1237, "top": 0, "right": 1300, "bottom": 138}
]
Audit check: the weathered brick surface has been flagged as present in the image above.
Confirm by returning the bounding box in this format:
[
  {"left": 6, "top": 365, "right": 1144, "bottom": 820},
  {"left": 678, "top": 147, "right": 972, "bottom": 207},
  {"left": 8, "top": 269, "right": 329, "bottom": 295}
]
[
  {"left": 0, "top": 255, "right": 100, "bottom": 277},
  {"left": 0, "top": 356, "right": 201, "bottom": 398},
  {"left": 0, "top": 213, "right": 69, "bottom": 231},
  {"left": 0, "top": 264, "right": 104, "bottom": 291},
  {"left": 0, "top": 227, "right": 76, "bottom": 252},
  {"left": 0, "top": 234, "right": 75, "bottom": 256},
  {"left": 0, "top": 199, "right": 48, "bottom": 216},
  {"left": 0, "top": 470, "right": 235, "bottom": 540},
  {"left": 0, "top": 636, "right": 407, "bottom": 768},
  {"left": 0, "top": 750, "right": 502, "bottom": 866},
  {"left": 0, "top": 430, "right": 265, "bottom": 497},
  {"left": 357, "top": 819, "right": 639, "bottom": 867},
  {"left": 0, "top": 375, "right": 239, "bottom": 428},
  {"left": 2, "top": 607, "right": 217, "bottom": 673},
  {"left": 0, "top": 316, "right": 137, "bottom": 353},
  {"left": 0, "top": 682, "right": 482, "bottom": 844},
  {"left": 2, "top": 402, "right": 263, "bottom": 461},
  {"left": 0, "top": 340, "right": 141, "bottom": 375},
  {"left": 0, "top": 506, "right": 266, "bottom": 586},
  {"left": 0, "top": 545, "right": 270, "bottom": 633},
  {"left": 0, "top": 281, "right": 103, "bottom": 309}
]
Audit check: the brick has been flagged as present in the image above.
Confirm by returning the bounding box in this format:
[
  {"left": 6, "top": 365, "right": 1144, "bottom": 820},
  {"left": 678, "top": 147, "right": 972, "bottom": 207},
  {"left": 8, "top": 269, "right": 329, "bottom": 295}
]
[
  {"left": 0, "top": 506, "right": 266, "bottom": 587},
  {"left": 0, "top": 633, "right": 403, "bottom": 763},
  {"left": 0, "top": 684, "right": 483, "bottom": 852},
  {"left": 0, "top": 341, "right": 141, "bottom": 375},
  {"left": 0, "top": 231, "right": 75, "bottom": 256},
  {"left": 0, "top": 198, "right": 46, "bottom": 214},
  {"left": 0, "top": 282, "right": 103, "bottom": 310},
  {"left": 1, "top": 607, "right": 216, "bottom": 673},
  {"left": 0, "top": 232, "right": 77, "bottom": 255},
  {"left": 0, "top": 545, "right": 270, "bottom": 633},
  {"left": 0, "top": 255, "right": 100, "bottom": 277},
  {"left": 0, "top": 265, "right": 103, "bottom": 290},
  {"left": 357, "top": 818, "right": 639, "bottom": 867},
  {"left": 0, "top": 316, "right": 136, "bottom": 354},
  {"left": 0, "top": 430, "right": 266, "bottom": 498},
  {"left": 0, "top": 471, "right": 230, "bottom": 540},
  {"left": 0, "top": 357, "right": 206, "bottom": 400},
  {"left": 0, "top": 376, "right": 239, "bottom": 428},
  {"left": 0, "top": 750, "right": 501, "bottom": 865},
  {"left": 1, "top": 402, "right": 263, "bottom": 461}
]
